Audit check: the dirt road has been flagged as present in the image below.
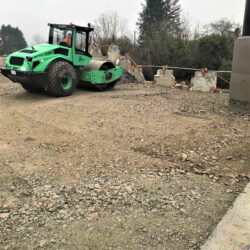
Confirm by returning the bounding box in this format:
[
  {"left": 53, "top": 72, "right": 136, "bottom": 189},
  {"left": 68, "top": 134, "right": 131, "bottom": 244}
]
[{"left": 0, "top": 76, "right": 249, "bottom": 250}]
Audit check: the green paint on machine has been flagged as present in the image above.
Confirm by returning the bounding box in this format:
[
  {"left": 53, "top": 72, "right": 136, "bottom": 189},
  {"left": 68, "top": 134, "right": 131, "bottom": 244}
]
[
  {"left": 80, "top": 67, "right": 123, "bottom": 85},
  {"left": 61, "top": 73, "right": 73, "bottom": 90}
]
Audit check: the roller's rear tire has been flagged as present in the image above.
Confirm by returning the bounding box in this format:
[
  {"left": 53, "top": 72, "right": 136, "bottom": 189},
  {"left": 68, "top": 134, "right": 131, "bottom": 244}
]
[{"left": 47, "top": 61, "right": 77, "bottom": 97}]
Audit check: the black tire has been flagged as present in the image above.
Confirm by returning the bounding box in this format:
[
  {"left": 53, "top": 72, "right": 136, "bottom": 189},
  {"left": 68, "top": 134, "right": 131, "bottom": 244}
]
[
  {"left": 95, "top": 80, "right": 118, "bottom": 91},
  {"left": 47, "top": 61, "right": 77, "bottom": 97},
  {"left": 20, "top": 82, "right": 44, "bottom": 93},
  {"left": 78, "top": 80, "right": 118, "bottom": 91}
]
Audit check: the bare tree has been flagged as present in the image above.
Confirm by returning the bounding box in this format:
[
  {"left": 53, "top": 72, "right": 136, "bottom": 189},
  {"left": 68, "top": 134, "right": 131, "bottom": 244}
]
[
  {"left": 193, "top": 23, "right": 202, "bottom": 40},
  {"left": 94, "top": 11, "right": 129, "bottom": 40},
  {"left": 180, "top": 13, "right": 192, "bottom": 40},
  {"left": 203, "top": 18, "right": 241, "bottom": 38}
]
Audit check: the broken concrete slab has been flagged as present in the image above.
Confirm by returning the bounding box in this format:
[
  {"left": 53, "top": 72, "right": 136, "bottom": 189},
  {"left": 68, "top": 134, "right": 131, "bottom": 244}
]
[
  {"left": 89, "top": 37, "right": 146, "bottom": 84},
  {"left": 201, "top": 183, "right": 250, "bottom": 250},
  {"left": 119, "top": 55, "right": 145, "bottom": 83},
  {"left": 90, "top": 45, "right": 104, "bottom": 60},
  {"left": 132, "top": 66, "right": 145, "bottom": 83},
  {"left": 119, "top": 55, "right": 132, "bottom": 70},
  {"left": 107, "top": 44, "right": 120, "bottom": 65},
  {"left": 154, "top": 66, "right": 175, "bottom": 87},
  {"left": 191, "top": 71, "right": 217, "bottom": 92},
  {"left": 90, "top": 42, "right": 120, "bottom": 63}
]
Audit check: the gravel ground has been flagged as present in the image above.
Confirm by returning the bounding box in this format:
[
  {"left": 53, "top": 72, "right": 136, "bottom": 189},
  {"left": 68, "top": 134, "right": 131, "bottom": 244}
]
[{"left": 0, "top": 76, "right": 249, "bottom": 250}]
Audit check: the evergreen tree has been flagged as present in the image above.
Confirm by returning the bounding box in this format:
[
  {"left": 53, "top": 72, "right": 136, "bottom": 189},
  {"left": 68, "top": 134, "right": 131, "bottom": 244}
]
[
  {"left": 137, "top": 0, "right": 182, "bottom": 79},
  {"left": 0, "top": 25, "right": 27, "bottom": 55},
  {"left": 137, "top": 0, "right": 182, "bottom": 43},
  {"left": 163, "top": 0, "right": 182, "bottom": 34},
  {"left": 137, "top": 0, "right": 165, "bottom": 42}
]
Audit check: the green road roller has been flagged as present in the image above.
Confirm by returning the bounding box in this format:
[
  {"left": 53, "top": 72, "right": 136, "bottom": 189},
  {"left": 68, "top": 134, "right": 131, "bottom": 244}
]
[{"left": 0, "top": 23, "right": 123, "bottom": 97}]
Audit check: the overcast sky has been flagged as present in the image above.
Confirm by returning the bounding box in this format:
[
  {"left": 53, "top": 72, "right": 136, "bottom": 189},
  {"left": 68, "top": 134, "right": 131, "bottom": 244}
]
[{"left": 0, "top": 0, "right": 246, "bottom": 43}]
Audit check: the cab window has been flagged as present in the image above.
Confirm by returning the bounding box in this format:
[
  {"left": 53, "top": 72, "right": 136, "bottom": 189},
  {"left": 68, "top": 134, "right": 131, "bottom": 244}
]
[
  {"left": 49, "top": 27, "right": 72, "bottom": 47},
  {"left": 75, "top": 32, "right": 86, "bottom": 52}
]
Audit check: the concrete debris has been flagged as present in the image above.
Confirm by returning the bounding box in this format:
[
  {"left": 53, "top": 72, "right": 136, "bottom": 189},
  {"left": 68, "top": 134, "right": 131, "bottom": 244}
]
[
  {"left": 90, "top": 42, "right": 121, "bottom": 66},
  {"left": 174, "top": 81, "right": 191, "bottom": 90},
  {"left": 191, "top": 70, "right": 217, "bottom": 92},
  {"left": 107, "top": 44, "right": 120, "bottom": 65},
  {"left": 89, "top": 39, "right": 145, "bottom": 83},
  {"left": 131, "top": 66, "right": 145, "bottom": 83},
  {"left": 119, "top": 54, "right": 145, "bottom": 83},
  {"left": 126, "top": 65, "right": 145, "bottom": 83},
  {"left": 154, "top": 66, "right": 175, "bottom": 87},
  {"left": 89, "top": 43, "right": 104, "bottom": 60}
]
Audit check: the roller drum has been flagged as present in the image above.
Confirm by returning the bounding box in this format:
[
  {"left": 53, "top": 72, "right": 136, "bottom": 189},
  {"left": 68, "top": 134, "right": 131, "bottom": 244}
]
[{"left": 84, "top": 60, "right": 115, "bottom": 71}]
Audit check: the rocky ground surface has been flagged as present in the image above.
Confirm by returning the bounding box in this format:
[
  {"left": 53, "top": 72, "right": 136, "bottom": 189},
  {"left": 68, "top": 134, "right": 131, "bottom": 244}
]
[
  {"left": 0, "top": 76, "right": 249, "bottom": 250},
  {"left": 0, "top": 56, "right": 6, "bottom": 68}
]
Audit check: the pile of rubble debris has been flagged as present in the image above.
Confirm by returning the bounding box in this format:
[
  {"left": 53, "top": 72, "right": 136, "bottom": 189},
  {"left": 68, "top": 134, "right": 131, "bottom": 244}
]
[
  {"left": 91, "top": 41, "right": 220, "bottom": 92},
  {"left": 153, "top": 66, "right": 219, "bottom": 93},
  {"left": 90, "top": 42, "right": 145, "bottom": 84}
]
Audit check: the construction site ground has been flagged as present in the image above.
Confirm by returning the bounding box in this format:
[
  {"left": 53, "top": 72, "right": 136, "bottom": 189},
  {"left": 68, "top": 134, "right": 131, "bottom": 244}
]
[{"left": 0, "top": 75, "right": 249, "bottom": 250}]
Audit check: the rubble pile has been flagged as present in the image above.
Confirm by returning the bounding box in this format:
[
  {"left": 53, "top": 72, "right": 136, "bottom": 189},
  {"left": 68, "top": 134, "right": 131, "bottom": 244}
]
[
  {"left": 191, "top": 70, "right": 217, "bottom": 92},
  {"left": 118, "top": 71, "right": 139, "bottom": 84}
]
